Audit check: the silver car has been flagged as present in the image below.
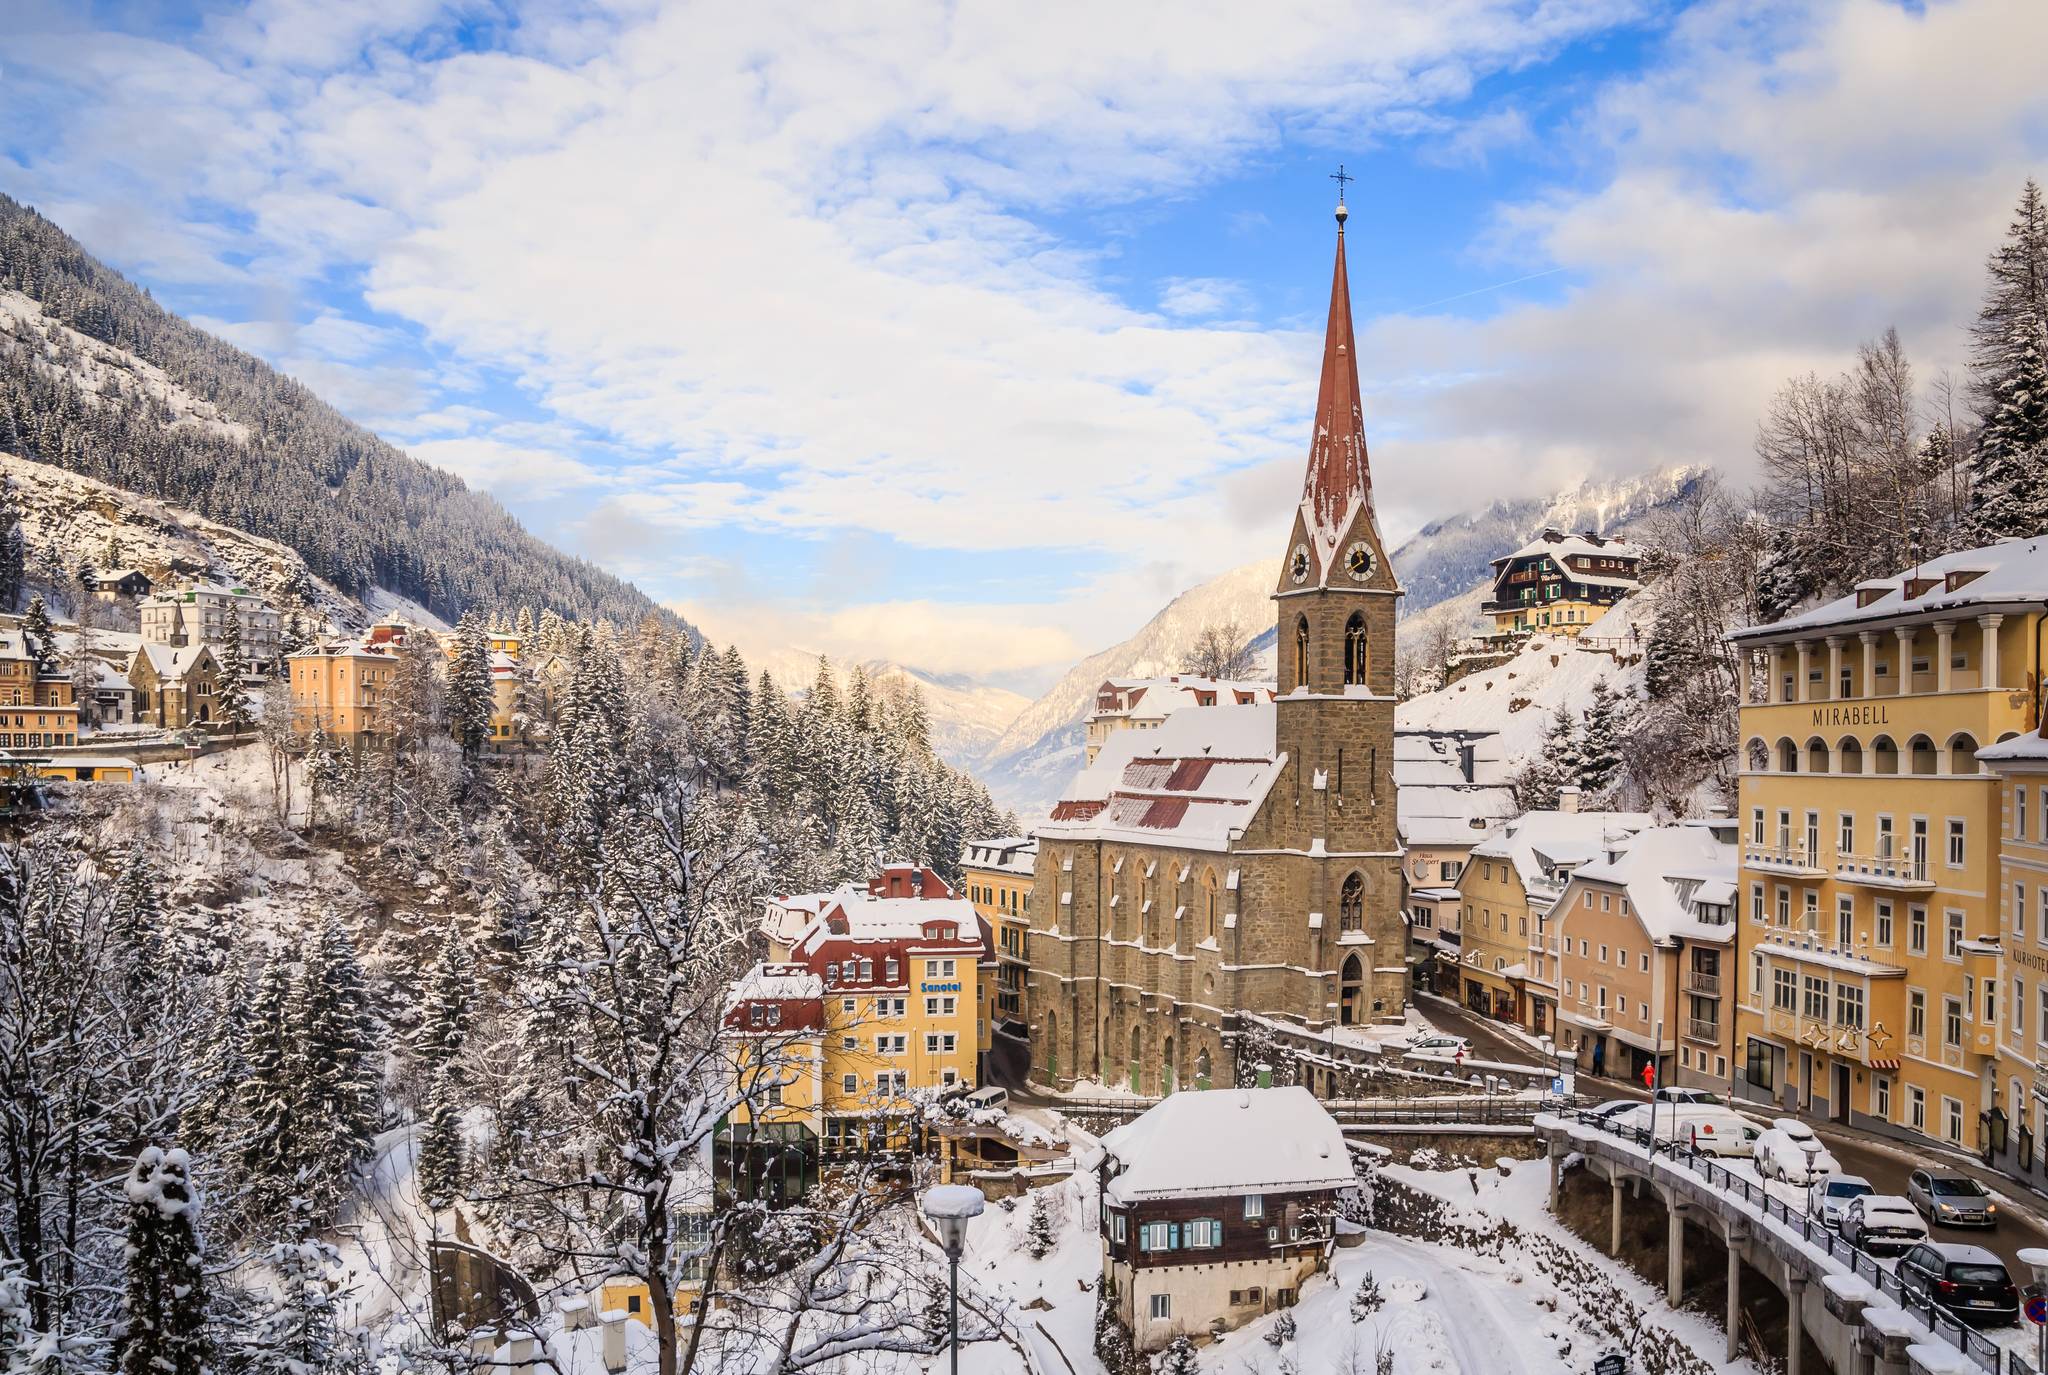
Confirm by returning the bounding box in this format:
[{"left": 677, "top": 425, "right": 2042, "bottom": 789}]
[
  {"left": 1808, "top": 1173, "right": 1874, "bottom": 1229},
  {"left": 1907, "top": 1170, "right": 1999, "bottom": 1229}
]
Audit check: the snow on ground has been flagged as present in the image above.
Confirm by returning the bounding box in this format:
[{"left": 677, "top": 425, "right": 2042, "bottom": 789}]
[
  {"left": 364, "top": 586, "right": 452, "bottom": 632},
  {"left": 1396, "top": 589, "right": 1655, "bottom": 767}
]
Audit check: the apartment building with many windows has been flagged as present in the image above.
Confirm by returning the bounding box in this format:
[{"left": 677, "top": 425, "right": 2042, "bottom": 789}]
[
  {"left": 963, "top": 835, "right": 1035, "bottom": 1029},
  {"left": 1729, "top": 539, "right": 2046, "bottom": 1151},
  {"left": 1982, "top": 728, "right": 2048, "bottom": 1183}
]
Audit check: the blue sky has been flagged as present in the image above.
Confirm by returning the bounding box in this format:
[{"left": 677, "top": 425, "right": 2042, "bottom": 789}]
[{"left": 5, "top": 1, "right": 2047, "bottom": 692}]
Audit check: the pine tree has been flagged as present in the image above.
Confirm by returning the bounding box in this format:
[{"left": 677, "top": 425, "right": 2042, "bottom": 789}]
[
  {"left": 239, "top": 1199, "right": 357, "bottom": 1375},
  {"left": 0, "top": 480, "right": 25, "bottom": 612},
  {"left": 20, "top": 594, "right": 55, "bottom": 674},
  {"left": 1157, "top": 1335, "right": 1199, "bottom": 1375},
  {"left": 1969, "top": 179, "right": 2048, "bottom": 540},
  {"left": 235, "top": 956, "right": 302, "bottom": 1213},
  {"left": 295, "top": 920, "right": 381, "bottom": 1210},
  {"left": 116, "top": 1147, "right": 207, "bottom": 1375},
  {"left": 107, "top": 843, "right": 167, "bottom": 1001},
  {"left": 1576, "top": 679, "right": 1628, "bottom": 800},
  {"left": 447, "top": 610, "right": 494, "bottom": 775},
  {"left": 1350, "top": 1269, "right": 1385, "bottom": 1321},
  {"left": 415, "top": 1074, "right": 465, "bottom": 1211},
  {"left": 415, "top": 924, "right": 476, "bottom": 1081},
  {"left": 1025, "top": 1189, "right": 1055, "bottom": 1259},
  {"left": 215, "top": 613, "right": 252, "bottom": 738}
]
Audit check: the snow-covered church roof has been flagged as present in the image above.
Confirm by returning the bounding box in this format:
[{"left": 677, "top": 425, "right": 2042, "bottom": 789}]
[
  {"left": 1101, "top": 1087, "right": 1355, "bottom": 1203},
  {"left": 1039, "top": 703, "right": 1283, "bottom": 852}
]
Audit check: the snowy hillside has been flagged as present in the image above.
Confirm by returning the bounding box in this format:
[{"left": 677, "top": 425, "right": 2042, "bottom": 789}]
[
  {"left": 977, "top": 558, "right": 1279, "bottom": 816},
  {"left": 1389, "top": 467, "right": 1701, "bottom": 617},
  {"left": 1396, "top": 590, "right": 1654, "bottom": 767},
  {"left": 0, "top": 450, "right": 373, "bottom": 630}
]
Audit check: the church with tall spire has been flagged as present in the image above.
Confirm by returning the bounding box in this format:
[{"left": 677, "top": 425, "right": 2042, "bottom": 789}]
[{"left": 1025, "top": 190, "right": 1405, "bottom": 1093}]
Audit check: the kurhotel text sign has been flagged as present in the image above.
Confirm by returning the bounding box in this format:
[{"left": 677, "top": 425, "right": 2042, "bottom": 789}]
[{"left": 1812, "top": 705, "right": 1892, "bottom": 727}]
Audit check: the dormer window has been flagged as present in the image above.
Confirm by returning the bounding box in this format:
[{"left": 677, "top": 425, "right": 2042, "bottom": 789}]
[
  {"left": 1904, "top": 576, "right": 1940, "bottom": 599},
  {"left": 1944, "top": 568, "right": 1986, "bottom": 592},
  {"left": 1855, "top": 583, "right": 1892, "bottom": 607},
  {"left": 885, "top": 956, "right": 899, "bottom": 982},
  {"left": 858, "top": 959, "right": 873, "bottom": 982}
]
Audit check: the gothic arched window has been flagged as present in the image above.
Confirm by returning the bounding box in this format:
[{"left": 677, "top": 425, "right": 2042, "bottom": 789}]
[
  {"left": 1343, "top": 612, "right": 1368, "bottom": 687},
  {"left": 1340, "top": 872, "right": 1364, "bottom": 932},
  {"left": 1294, "top": 615, "right": 1310, "bottom": 691}
]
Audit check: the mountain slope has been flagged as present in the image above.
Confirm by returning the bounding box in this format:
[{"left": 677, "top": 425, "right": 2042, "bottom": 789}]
[
  {"left": 977, "top": 558, "right": 1279, "bottom": 815},
  {"left": 1388, "top": 467, "right": 1704, "bottom": 618},
  {"left": 0, "top": 194, "right": 681, "bottom": 633}
]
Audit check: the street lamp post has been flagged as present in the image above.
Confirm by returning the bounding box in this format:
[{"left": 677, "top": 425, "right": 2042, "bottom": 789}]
[{"left": 922, "top": 1184, "right": 986, "bottom": 1375}]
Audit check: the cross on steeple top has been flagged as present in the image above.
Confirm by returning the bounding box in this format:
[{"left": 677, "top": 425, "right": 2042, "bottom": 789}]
[{"left": 1329, "top": 164, "right": 1352, "bottom": 200}]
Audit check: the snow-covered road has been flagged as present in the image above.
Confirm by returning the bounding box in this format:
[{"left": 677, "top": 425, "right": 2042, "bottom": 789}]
[{"left": 1374, "top": 1236, "right": 1534, "bottom": 1375}]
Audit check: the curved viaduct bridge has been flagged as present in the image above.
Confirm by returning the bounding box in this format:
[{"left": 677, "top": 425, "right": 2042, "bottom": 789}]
[{"left": 1536, "top": 1114, "right": 2037, "bottom": 1375}]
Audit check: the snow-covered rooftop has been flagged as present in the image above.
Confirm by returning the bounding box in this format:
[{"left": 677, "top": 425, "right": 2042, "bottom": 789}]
[
  {"left": 1731, "top": 538, "right": 2048, "bottom": 642},
  {"left": 1041, "top": 703, "right": 1283, "bottom": 852},
  {"left": 1979, "top": 731, "right": 2048, "bottom": 766},
  {"left": 790, "top": 891, "right": 985, "bottom": 957},
  {"left": 1494, "top": 530, "right": 1644, "bottom": 568},
  {"left": 1471, "top": 808, "right": 1653, "bottom": 896},
  {"left": 1558, "top": 821, "right": 1740, "bottom": 945},
  {"left": 1101, "top": 1087, "right": 1356, "bottom": 1203},
  {"left": 727, "top": 963, "right": 824, "bottom": 1005}
]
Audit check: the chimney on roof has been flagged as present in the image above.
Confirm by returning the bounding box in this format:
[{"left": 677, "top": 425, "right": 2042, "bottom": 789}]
[
  {"left": 1582, "top": 529, "right": 1604, "bottom": 545},
  {"left": 1559, "top": 785, "right": 1582, "bottom": 814}
]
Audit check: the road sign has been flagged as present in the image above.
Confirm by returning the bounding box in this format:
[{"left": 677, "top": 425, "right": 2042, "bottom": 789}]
[
  {"left": 1550, "top": 1076, "right": 1566, "bottom": 1097},
  {"left": 1594, "top": 1353, "right": 1626, "bottom": 1375},
  {"left": 2024, "top": 1293, "right": 2048, "bottom": 1325}
]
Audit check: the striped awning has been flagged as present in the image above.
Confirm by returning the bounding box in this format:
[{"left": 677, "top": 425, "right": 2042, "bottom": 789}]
[{"left": 1868, "top": 1057, "right": 1900, "bottom": 1070}]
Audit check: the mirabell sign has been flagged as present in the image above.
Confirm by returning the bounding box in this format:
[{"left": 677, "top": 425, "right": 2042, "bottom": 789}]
[{"left": 1811, "top": 705, "right": 1891, "bottom": 727}]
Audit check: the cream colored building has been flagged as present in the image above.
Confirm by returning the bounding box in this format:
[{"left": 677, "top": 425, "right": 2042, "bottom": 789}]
[
  {"left": 1084, "top": 676, "right": 1274, "bottom": 765},
  {"left": 964, "top": 836, "right": 1035, "bottom": 1027},
  {"left": 1729, "top": 540, "right": 2045, "bottom": 1150},
  {"left": 1395, "top": 729, "right": 1515, "bottom": 991},
  {"left": 1451, "top": 797, "right": 1651, "bottom": 1035},
  {"left": 140, "top": 581, "right": 283, "bottom": 667},
  {"left": 1981, "top": 728, "right": 2048, "bottom": 1180},
  {"left": 1551, "top": 820, "right": 1738, "bottom": 1090}
]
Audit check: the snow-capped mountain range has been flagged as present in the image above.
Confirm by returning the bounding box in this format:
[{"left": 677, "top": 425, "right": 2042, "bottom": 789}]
[{"left": 966, "top": 466, "right": 1703, "bottom": 815}]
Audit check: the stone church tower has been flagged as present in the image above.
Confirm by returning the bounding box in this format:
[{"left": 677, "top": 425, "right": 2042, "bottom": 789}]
[{"left": 1024, "top": 197, "right": 1405, "bottom": 1094}]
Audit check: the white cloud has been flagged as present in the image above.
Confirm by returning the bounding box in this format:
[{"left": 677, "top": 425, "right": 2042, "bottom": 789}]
[
  {"left": 10, "top": 0, "right": 2048, "bottom": 681},
  {"left": 690, "top": 596, "right": 1086, "bottom": 682}
]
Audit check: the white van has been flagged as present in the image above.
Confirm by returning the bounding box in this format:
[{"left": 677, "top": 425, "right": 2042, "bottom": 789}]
[
  {"left": 964, "top": 1086, "right": 1009, "bottom": 1113},
  {"left": 1614, "top": 1103, "right": 1759, "bottom": 1157}
]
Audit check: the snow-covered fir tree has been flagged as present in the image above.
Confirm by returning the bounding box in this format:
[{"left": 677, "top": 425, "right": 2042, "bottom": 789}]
[
  {"left": 294, "top": 919, "right": 381, "bottom": 1212},
  {"left": 1969, "top": 179, "right": 2048, "bottom": 540},
  {"left": 447, "top": 610, "right": 494, "bottom": 777},
  {"left": 414, "top": 924, "right": 476, "bottom": 1082},
  {"left": 215, "top": 612, "right": 253, "bottom": 738},
  {"left": 116, "top": 1147, "right": 207, "bottom": 1375},
  {"left": 19, "top": 593, "right": 55, "bottom": 673}
]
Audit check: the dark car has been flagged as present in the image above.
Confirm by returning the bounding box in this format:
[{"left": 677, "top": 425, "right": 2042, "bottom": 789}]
[
  {"left": 1906, "top": 1170, "right": 1999, "bottom": 1228},
  {"left": 1897, "top": 1242, "right": 2020, "bottom": 1327}
]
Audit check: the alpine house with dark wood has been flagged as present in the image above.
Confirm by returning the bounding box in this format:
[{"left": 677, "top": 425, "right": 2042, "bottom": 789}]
[{"left": 1096, "top": 1086, "right": 1357, "bottom": 1351}]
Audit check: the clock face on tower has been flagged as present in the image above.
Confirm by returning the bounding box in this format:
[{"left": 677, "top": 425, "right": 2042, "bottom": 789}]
[
  {"left": 1344, "top": 540, "right": 1376, "bottom": 583},
  {"left": 1289, "top": 544, "right": 1311, "bottom": 585}
]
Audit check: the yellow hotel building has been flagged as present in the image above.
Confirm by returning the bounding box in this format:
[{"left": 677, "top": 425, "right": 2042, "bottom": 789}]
[
  {"left": 1729, "top": 541, "right": 2046, "bottom": 1151},
  {"left": 963, "top": 835, "right": 1035, "bottom": 1028},
  {"left": 1981, "top": 727, "right": 2048, "bottom": 1181}
]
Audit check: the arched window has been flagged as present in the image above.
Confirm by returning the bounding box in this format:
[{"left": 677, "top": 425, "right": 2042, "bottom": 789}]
[
  {"left": 1294, "top": 615, "right": 1310, "bottom": 691},
  {"left": 1746, "top": 738, "right": 1768, "bottom": 773},
  {"left": 1044, "top": 1011, "right": 1058, "bottom": 1082},
  {"left": 1343, "top": 612, "right": 1368, "bottom": 687},
  {"left": 1836, "top": 737, "right": 1863, "bottom": 775},
  {"left": 1806, "top": 737, "right": 1830, "bottom": 774},
  {"left": 1872, "top": 735, "right": 1899, "bottom": 775},
  {"left": 1340, "top": 872, "right": 1365, "bottom": 932},
  {"left": 1127, "top": 1023, "right": 1143, "bottom": 1095},
  {"left": 1202, "top": 871, "right": 1220, "bottom": 942},
  {"left": 1161, "top": 1035, "right": 1176, "bottom": 1096},
  {"left": 1776, "top": 738, "right": 1799, "bottom": 773},
  {"left": 1194, "top": 1047, "right": 1212, "bottom": 1091},
  {"left": 1909, "top": 734, "right": 1938, "bottom": 776}
]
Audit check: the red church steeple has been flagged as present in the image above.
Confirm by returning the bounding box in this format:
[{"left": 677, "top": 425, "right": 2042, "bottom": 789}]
[{"left": 1300, "top": 192, "right": 1373, "bottom": 556}]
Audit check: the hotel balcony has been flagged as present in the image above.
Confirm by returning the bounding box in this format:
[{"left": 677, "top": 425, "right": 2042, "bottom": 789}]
[
  {"left": 1684, "top": 1017, "right": 1721, "bottom": 1045},
  {"left": 1743, "top": 843, "right": 1827, "bottom": 879},
  {"left": 1681, "top": 968, "right": 1722, "bottom": 997},
  {"left": 1833, "top": 853, "right": 1935, "bottom": 892}
]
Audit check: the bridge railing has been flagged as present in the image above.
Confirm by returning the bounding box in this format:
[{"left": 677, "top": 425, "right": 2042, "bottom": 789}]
[{"left": 1567, "top": 1111, "right": 2015, "bottom": 1375}]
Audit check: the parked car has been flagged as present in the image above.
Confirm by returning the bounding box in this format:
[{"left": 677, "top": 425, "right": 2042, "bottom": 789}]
[
  {"left": 1651, "top": 1086, "right": 1722, "bottom": 1106},
  {"left": 1582, "top": 1099, "right": 1643, "bottom": 1124},
  {"left": 1406, "top": 1035, "right": 1471, "bottom": 1060},
  {"left": 1896, "top": 1242, "right": 2020, "bottom": 1326},
  {"left": 1906, "top": 1170, "right": 1999, "bottom": 1228},
  {"left": 1752, "top": 1119, "right": 1840, "bottom": 1185},
  {"left": 1613, "top": 1104, "right": 1758, "bottom": 1156},
  {"left": 1807, "top": 1173, "right": 1874, "bottom": 1229},
  {"left": 963, "top": 1086, "right": 1008, "bottom": 1113},
  {"left": 1840, "top": 1195, "right": 1930, "bottom": 1256}
]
